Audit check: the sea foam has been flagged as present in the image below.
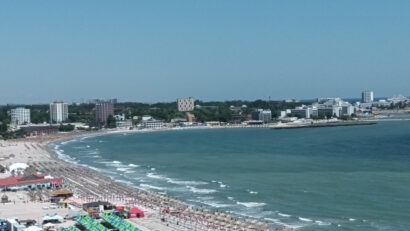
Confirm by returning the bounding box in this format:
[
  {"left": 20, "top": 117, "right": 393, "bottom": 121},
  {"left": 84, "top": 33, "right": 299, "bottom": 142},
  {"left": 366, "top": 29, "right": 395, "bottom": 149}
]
[
  {"left": 278, "top": 213, "right": 291, "bottom": 217},
  {"left": 298, "top": 217, "right": 313, "bottom": 222},
  {"left": 140, "top": 184, "right": 165, "bottom": 191},
  {"left": 186, "top": 186, "right": 217, "bottom": 194},
  {"left": 236, "top": 201, "right": 266, "bottom": 208}
]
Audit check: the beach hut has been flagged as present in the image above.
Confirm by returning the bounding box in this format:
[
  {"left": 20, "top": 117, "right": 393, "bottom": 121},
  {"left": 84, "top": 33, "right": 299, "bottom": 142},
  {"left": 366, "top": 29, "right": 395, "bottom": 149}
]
[
  {"left": 1, "top": 194, "right": 9, "bottom": 203},
  {"left": 51, "top": 189, "right": 73, "bottom": 204},
  {"left": 83, "top": 201, "right": 113, "bottom": 217},
  {"left": 128, "top": 207, "right": 144, "bottom": 218}
]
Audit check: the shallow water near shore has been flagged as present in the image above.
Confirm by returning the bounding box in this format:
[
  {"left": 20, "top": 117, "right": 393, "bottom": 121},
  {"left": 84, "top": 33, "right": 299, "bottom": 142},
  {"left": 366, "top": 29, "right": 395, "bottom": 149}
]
[{"left": 55, "top": 118, "right": 410, "bottom": 230}]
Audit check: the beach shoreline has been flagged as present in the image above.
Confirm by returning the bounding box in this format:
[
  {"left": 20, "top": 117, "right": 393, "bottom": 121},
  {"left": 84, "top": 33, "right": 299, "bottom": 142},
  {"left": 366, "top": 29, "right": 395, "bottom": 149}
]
[{"left": 1, "top": 128, "right": 290, "bottom": 231}]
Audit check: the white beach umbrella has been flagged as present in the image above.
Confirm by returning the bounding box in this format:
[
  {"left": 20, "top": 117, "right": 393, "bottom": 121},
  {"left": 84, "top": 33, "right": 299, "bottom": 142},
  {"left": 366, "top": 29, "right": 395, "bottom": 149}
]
[{"left": 256, "top": 221, "right": 265, "bottom": 227}]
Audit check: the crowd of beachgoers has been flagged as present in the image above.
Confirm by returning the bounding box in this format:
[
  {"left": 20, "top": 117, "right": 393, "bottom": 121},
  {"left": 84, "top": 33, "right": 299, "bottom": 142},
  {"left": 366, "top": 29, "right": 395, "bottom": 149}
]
[{"left": 0, "top": 130, "right": 292, "bottom": 231}]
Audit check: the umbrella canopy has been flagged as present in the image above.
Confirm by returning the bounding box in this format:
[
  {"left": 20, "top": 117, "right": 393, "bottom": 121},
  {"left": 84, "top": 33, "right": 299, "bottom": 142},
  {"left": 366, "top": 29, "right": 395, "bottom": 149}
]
[
  {"left": 256, "top": 221, "right": 265, "bottom": 226},
  {"left": 9, "top": 163, "right": 29, "bottom": 172}
]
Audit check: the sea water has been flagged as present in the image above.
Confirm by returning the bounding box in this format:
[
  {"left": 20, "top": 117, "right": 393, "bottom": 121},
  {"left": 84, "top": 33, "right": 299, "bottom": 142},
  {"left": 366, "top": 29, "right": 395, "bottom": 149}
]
[{"left": 55, "top": 118, "right": 410, "bottom": 230}]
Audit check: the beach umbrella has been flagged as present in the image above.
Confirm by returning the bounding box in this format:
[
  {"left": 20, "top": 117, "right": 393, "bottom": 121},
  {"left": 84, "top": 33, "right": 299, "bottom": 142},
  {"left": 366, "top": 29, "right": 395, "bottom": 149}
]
[
  {"left": 256, "top": 221, "right": 265, "bottom": 227},
  {"left": 218, "top": 215, "right": 226, "bottom": 221}
]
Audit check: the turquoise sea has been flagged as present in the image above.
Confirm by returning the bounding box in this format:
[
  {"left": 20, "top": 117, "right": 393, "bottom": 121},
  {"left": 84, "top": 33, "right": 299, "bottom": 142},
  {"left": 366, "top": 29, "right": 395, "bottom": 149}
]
[{"left": 53, "top": 118, "right": 410, "bottom": 230}]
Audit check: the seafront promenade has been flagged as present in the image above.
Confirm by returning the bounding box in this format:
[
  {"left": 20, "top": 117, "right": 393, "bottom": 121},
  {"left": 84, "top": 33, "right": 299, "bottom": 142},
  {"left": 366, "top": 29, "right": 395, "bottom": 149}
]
[{"left": 0, "top": 131, "right": 291, "bottom": 231}]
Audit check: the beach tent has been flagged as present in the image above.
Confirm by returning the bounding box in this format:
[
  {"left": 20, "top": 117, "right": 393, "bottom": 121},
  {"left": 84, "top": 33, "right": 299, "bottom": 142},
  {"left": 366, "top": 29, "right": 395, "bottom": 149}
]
[
  {"left": 9, "top": 163, "right": 29, "bottom": 173},
  {"left": 42, "top": 214, "right": 62, "bottom": 224},
  {"left": 128, "top": 207, "right": 144, "bottom": 218}
]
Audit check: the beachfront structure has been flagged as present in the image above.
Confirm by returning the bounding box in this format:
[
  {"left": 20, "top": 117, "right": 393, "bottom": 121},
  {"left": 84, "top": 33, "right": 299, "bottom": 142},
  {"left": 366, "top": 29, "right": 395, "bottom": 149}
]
[
  {"left": 95, "top": 101, "right": 114, "bottom": 125},
  {"left": 141, "top": 119, "right": 163, "bottom": 129},
  {"left": 314, "top": 98, "right": 354, "bottom": 118},
  {"left": 50, "top": 102, "right": 69, "bottom": 123},
  {"left": 0, "top": 174, "right": 62, "bottom": 191},
  {"left": 20, "top": 124, "right": 59, "bottom": 136},
  {"left": 177, "top": 97, "right": 195, "bottom": 112},
  {"left": 290, "top": 107, "right": 313, "bottom": 119},
  {"left": 11, "top": 107, "right": 30, "bottom": 125},
  {"left": 362, "top": 91, "right": 374, "bottom": 103},
  {"left": 6, "top": 218, "right": 26, "bottom": 231},
  {"left": 186, "top": 112, "right": 195, "bottom": 122},
  {"left": 251, "top": 109, "right": 272, "bottom": 123},
  {"left": 284, "top": 98, "right": 355, "bottom": 119},
  {"left": 387, "top": 94, "right": 409, "bottom": 104},
  {"left": 116, "top": 120, "right": 133, "bottom": 129}
]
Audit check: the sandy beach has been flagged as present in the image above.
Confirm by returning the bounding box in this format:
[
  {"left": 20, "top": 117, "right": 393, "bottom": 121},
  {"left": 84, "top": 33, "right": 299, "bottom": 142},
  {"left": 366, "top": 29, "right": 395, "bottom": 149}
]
[{"left": 0, "top": 131, "right": 291, "bottom": 231}]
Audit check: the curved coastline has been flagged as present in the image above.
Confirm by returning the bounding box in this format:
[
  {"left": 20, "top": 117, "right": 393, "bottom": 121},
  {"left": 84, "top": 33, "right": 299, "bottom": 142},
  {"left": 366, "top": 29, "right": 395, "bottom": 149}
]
[{"left": 45, "top": 128, "right": 289, "bottom": 231}]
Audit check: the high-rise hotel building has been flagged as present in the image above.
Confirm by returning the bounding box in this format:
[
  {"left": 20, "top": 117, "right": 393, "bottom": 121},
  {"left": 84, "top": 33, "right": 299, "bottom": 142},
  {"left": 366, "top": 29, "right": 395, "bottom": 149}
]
[
  {"left": 177, "top": 97, "right": 195, "bottom": 112},
  {"left": 362, "top": 91, "right": 374, "bottom": 103},
  {"left": 95, "top": 101, "right": 114, "bottom": 125},
  {"left": 11, "top": 107, "right": 30, "bottom": 125},
  {"left": 50, "top": 102, "right": 69, "bottom": 123}
]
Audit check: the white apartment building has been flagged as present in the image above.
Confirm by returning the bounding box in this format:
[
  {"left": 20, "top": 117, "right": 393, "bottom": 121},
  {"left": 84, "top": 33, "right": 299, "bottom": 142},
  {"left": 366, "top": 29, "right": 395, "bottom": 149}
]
[
  {"left": 141, "top": 119, "right": 163, "bottom": 129},
  {"left": 11, "top": 107, "right": 30, "bottom": 125},
  {"left": 177, "top": 97, "right": 195, "bottom": 112},
  {"left": 362, "top": 91, "right": 374, "bottom": 103},
  {"left": 50, "top": 102, "right": 69, "bottom": 123},
  {"left": 252, "top": 109, "right": 272, "bottom": 123},
  {"left": 314, "top": 98, "right": 354, "bottom": 118},
  {"left": 290, "top": 107, "right": 313, "bottom": 119}
]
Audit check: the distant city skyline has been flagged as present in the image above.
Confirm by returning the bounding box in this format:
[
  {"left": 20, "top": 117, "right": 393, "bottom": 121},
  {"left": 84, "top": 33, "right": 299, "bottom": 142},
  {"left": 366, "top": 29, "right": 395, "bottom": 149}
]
[{"left": 1, "top": 1, "right": 409, "bottom": 104}]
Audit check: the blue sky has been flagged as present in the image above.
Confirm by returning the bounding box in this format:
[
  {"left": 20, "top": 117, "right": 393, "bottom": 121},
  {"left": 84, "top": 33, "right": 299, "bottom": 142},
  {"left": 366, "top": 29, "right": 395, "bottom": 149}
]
[{"left": 0, "top": 1, "right": 409, "bottom": 104}]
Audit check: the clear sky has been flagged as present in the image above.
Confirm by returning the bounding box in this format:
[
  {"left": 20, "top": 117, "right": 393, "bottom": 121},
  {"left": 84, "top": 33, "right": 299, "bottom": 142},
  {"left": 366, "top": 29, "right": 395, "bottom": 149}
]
[{"left": 1, "top": 1, "right": 409, "bottom": 104}]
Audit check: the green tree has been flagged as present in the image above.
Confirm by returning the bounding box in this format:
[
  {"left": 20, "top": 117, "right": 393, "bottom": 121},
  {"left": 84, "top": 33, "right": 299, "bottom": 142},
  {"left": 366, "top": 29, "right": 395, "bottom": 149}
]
[
  {"left": 106, "top": 115, "right": 116, "bottom": 128},
  {"left": 59, "top": 124, "right": 75, "bottom": 132}
]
